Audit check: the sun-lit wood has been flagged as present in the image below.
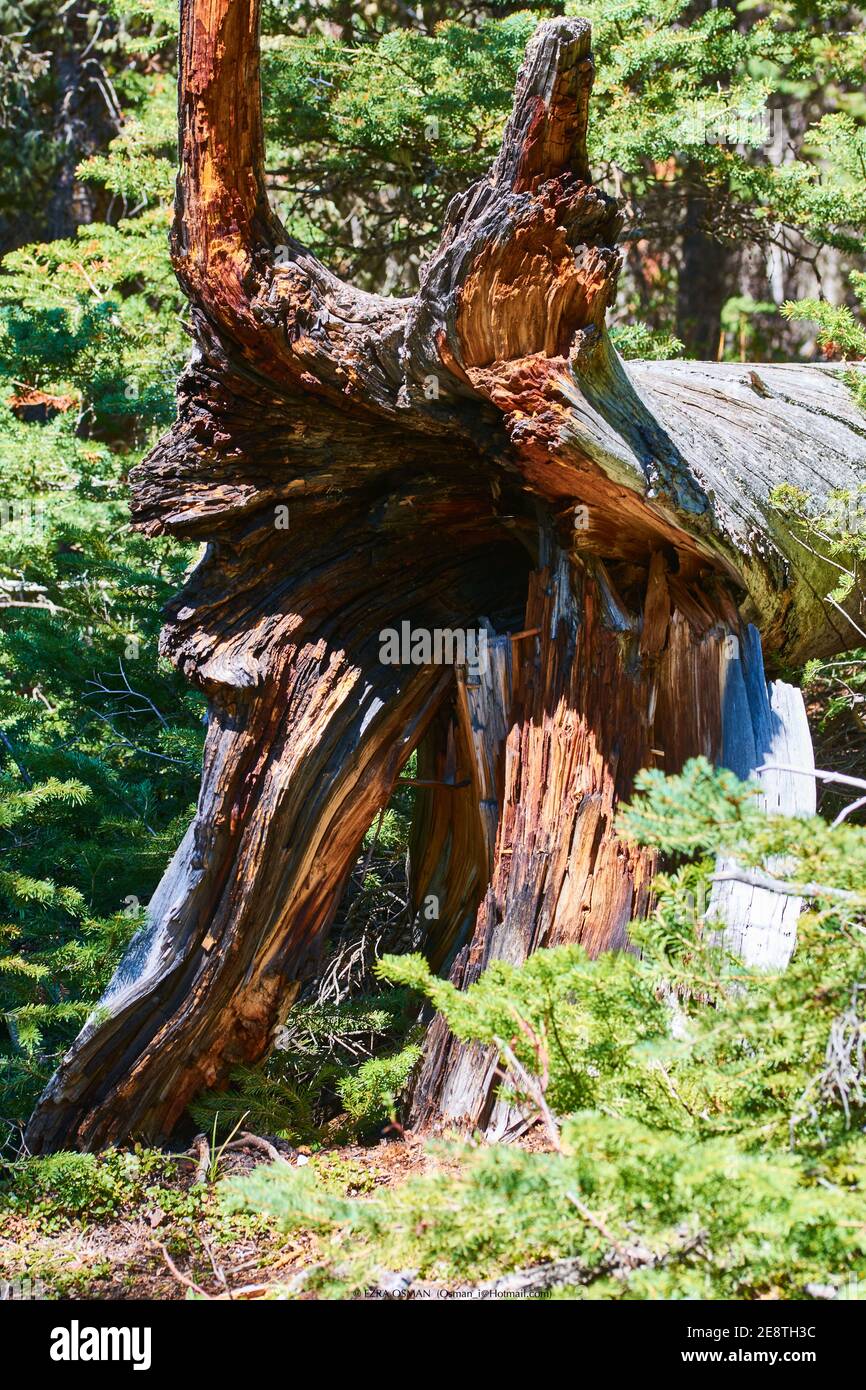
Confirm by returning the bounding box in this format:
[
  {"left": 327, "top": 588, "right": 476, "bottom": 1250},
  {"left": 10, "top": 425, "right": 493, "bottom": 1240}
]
[{"left": 25, "top": 6, "right": 865, "bottom": 1152}]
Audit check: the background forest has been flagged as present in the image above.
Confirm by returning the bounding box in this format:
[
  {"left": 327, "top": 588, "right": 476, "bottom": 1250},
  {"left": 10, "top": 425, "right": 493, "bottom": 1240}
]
[{"left": 2, "top": 0, "right": 866, "bottom": 1301}]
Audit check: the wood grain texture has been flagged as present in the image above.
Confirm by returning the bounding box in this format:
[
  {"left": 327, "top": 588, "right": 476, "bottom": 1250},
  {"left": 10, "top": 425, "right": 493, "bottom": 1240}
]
[
  {"left": 25, "top": 9, "right": 864, "bottom": 1151},
  {"left": 710, "top": 624, "right": 816, "bottom": 970},
  {"left": 409, "top": 538, "right": 749, "bottom": 1133}
]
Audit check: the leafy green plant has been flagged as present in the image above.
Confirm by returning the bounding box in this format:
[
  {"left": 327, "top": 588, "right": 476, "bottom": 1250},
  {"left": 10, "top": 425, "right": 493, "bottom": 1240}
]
[
  {"left": 337, "top": 1042, "right": 422, "bottom": 1127},
  {"left": 0, "top": 350, "right": 201, "bottom": 1133},
  {"left": 610, "top": 321, "right": 684, "bottom": 360},
  {"left": 223, "top": 760, "right": 866, "bottom": 1299},
  {"left": 207, "top": 1110, "right": 250, "bottom": 1184},
  {"left": 190, "top": 993, "right": 417, "bottom": 1143},
  {"left": 783, "top": 270, "right": 866, "bottom": 411},
  {"left": 0, "top": 1146, "right": 175, "bottom": 1227},
  {"left": 770, "top": 481, "right": 866, "bottom": 628}
]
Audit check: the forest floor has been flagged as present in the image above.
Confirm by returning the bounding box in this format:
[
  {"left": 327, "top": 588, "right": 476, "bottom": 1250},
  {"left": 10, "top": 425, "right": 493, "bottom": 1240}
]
[
  {"left": 3, "top": 693, "right": 860, "bottom": 1303},
  {"left": 0, "top": 1128, "right": 523, "bottom": 1301}
]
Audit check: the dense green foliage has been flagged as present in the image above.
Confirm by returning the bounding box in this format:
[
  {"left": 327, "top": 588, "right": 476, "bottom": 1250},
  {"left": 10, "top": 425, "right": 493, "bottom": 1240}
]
[
  {"left": 225, "top": 761, "right": 866, "bottom": 1299},
  {"left": 0, "top": 1146, "right": 186, "bottom": 1226},
  {"left": 251, "top": 0, "right": 866, "bottom": 315},
  {"left": 784, "top": 272, "right": 866, "bottom": 409},
  {"left": 190, "top": 995, "right": 421, "bottom": 1143},
  {"left": 0, "top": 409, "right": 202, "bottom": 1121},
  {"left": 0, "top": 9, "right": 198, "bottom": 1123}
]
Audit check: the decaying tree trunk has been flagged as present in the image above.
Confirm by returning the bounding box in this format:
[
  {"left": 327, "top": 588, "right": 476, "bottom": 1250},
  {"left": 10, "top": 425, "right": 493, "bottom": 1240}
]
[{"left": 26, "top": 8, "right": 866, "bottom": 1152}]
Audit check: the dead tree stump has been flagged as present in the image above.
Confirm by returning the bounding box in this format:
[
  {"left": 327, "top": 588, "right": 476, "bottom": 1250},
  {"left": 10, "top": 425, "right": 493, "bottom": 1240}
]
[{"left": 26, "top": 8, "right": 866, "bottom": 1151}]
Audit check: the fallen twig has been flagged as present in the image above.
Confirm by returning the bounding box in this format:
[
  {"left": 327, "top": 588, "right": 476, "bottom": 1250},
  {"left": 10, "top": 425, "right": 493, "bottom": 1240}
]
[
  {"left": 758, "top": 763, "right": 866, "bottom": 793},
  {"left": 159, "top": 1244, "right": 211, "bottom": 1299},
  {"left": 711, "top": 866, "right": 860, "bottom": 904},
  {"left": 364, "top": 1229, "right": 706, "bottom": 1299},
  {"left": 223, "top": 1132, "right": 290, "bottom": 1164},
  {"left": 567, "top": 1192, "right": 631, "bottom": 1260},
  {"left": 493, "top": 1032, "right": 562, "bottom": 1151}
]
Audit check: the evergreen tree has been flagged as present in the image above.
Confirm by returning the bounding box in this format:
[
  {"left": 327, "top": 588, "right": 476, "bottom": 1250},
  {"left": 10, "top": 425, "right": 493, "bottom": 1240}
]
[{"left": 225, "top": 760, "right": 866, "bottom": 1300}]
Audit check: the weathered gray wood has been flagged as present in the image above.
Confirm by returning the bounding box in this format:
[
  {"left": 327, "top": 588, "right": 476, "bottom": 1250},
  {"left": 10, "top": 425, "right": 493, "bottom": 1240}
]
[
  {"left": 560, "top": 347, "right": 866, "bottom": 664},
  {"left": 408, "top": 634, "right": 512, "bottom": 975},
  {"left": 630, "top": 361, "right": 866, "bottom": 662},
  {"left": 711, "top": 624, "right": 816, "bottom": 969}
]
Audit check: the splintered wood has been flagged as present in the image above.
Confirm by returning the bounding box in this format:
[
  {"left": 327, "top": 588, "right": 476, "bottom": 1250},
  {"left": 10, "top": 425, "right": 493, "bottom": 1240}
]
[{"left": 25, "top": 7, "right": 864, "bottom": 1151}]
